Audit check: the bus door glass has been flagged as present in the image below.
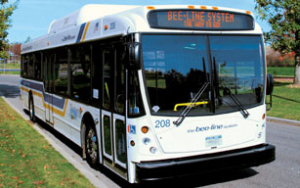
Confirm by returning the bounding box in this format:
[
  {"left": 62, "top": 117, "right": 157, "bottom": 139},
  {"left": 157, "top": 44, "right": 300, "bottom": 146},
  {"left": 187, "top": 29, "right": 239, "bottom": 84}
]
[
  {"left": 44, "top": 53, "right": 55, "bottom": 125},
  {"left": 101, "top": 45, "right": 127, "bottom": 171}
]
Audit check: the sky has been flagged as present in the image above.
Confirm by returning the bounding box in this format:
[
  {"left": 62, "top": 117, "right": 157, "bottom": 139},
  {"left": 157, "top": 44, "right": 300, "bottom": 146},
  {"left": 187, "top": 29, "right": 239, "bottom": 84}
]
[{"left": 7, "top": 0, "right": 271, "bottom": 43}]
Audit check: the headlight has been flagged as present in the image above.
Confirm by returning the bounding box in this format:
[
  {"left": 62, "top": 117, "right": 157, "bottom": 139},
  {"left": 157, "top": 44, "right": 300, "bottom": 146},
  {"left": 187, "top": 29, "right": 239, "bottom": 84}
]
[{"left": 143, "top": 138, "right": 151, "bottom": 145}]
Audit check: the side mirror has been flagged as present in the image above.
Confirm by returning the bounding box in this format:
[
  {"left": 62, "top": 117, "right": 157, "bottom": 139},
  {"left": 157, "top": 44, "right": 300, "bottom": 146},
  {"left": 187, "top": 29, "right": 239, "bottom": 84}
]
[
  {"left": 129, "top": 43, "right": 140, "bottom": 69},
  {"left": 266, "top": 74, "right": 274, "bottom": 95}
]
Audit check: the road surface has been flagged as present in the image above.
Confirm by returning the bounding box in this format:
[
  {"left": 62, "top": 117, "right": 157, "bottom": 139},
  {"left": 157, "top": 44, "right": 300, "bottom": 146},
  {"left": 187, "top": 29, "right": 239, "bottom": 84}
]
[{"left": 1, "top": 75, "right": 299, "bottom": 188}]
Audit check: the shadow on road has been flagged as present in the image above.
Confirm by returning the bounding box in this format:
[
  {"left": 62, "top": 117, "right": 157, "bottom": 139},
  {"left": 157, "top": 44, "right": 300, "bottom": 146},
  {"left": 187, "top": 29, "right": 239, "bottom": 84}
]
[
  {"left": 23, "top": 111, "right": 259, "bottom": 188},
  {"left": 0, "top": 84, "right": 20, "bottom": 98}
]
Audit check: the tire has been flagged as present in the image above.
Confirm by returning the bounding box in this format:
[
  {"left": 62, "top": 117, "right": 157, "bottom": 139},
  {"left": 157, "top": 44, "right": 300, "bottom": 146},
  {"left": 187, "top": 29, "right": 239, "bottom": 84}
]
[
  {"left": 85, "top": 123, "right": 99, "bottom": 168},
  {"left": 29, "top": 96, "right": 36, "bottom": 122}
]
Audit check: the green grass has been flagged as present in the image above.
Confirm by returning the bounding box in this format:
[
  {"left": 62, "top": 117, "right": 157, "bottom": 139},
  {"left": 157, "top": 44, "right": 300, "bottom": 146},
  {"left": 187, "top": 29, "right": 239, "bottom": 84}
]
[
  {"left": 0, "top": 63, "right": 20, "bottom": 69},
  {"left": 0, "top": 63, "right": 20, "bottom": 75},
  {"left": 0, "top": 71, "right": 20, "bottom": 75},
  {"left": 267, "top": 81, "right": 300, "bottom": 121},
  {"left": 0, "top": 98, "right": 95, "bottom": 188},
  {"left": 267, "top": 67, "right": 295, "bottom": 77}
]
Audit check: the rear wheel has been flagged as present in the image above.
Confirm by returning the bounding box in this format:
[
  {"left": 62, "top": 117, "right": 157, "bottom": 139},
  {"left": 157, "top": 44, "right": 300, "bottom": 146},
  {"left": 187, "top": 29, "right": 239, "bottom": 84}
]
[
  {"left": 29, "top": 96, "right": 36, "bottom": 122},
  {"left": 85, "top": 124, "right": 99, "bottom": 168}
]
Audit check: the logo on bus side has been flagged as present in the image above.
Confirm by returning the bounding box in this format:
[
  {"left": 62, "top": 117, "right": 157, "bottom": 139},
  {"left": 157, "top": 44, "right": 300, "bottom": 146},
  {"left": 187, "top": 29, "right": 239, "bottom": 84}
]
[{"left": 187, "top": 124, "right": 238, "bottom": 133}]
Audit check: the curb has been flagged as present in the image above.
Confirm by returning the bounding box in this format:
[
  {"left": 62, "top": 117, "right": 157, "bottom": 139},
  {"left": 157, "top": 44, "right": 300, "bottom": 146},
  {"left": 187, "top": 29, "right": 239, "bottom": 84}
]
[{"left": 267, "top": 116, "right": 300, "bottom": 126}]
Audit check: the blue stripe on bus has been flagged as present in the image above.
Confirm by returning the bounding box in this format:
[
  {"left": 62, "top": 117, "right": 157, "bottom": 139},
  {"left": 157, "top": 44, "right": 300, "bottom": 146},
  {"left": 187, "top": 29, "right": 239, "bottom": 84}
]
[
  {"left": 21, "top": 79, "right": 66, "bottom": 110},
  {"left": 76, "top": 23, "right": 86, "bottom": 43}
]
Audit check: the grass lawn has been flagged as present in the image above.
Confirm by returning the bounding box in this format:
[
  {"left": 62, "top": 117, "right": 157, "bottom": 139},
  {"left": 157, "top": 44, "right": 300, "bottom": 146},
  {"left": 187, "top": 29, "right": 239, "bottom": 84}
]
[
  {"left": 0, "top": 63, "right": 20, "bottom": 69},
  {"left": 267, "top": 81, "right": 300, "bottom": 121},
  {"left": 0, "top": 71, "right": 20, "bottom": 75},
  {"left": 0, "top": 98, "right": 95, "bottom": 188},
  {"left": 267, "top": 67, "right": 295, "bottom": 77}
]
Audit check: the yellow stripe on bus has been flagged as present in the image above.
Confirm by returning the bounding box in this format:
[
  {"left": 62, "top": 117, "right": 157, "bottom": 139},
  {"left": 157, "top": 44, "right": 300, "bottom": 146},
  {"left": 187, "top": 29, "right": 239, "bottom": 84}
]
[
  {"left": 81, "top": 21, "right": 90, "bottom": 42},
  {"left": 20, "top": 86, "right": 68, "bottom": 117}
]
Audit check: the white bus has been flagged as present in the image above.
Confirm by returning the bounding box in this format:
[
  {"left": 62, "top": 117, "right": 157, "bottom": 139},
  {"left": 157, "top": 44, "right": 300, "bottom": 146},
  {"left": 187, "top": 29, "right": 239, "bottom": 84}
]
[{"left": 20, "top": 4, "right": 275, "bottom": 184}]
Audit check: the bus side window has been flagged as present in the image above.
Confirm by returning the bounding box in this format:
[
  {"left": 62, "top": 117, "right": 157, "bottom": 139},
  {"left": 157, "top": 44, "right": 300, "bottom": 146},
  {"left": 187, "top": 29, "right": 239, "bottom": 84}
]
[
  {"left": 21, "top": 54, "right": 29, "bottom": 77},
  {"left": 128, "top": 70, "right": 145, "bottom": 117},
  {"left": 91, "top": 44, "right": 101, "bottom": 104},
  {"left": 70, "top": 46, "right": 91, "bottom": 100},
  {"left": 34, "top": 53, "right": 42, "bottom": 80},
  {"left": 54, "top": 48, "right": 68, "bottom": 95},
  {"left": 27, "top": 54, "right": 34, "bottom": 78}
]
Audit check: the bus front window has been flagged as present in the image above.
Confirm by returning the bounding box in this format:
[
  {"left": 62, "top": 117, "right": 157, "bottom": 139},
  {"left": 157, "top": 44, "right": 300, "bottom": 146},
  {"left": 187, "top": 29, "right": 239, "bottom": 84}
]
[
  {"left": 210, "top": 36, "right": 265, "bottom": 114},
  {"left": 142, "top": 35, "right": 265, "bottom": 116},
  {"left": 142, "top": 35, "right": 212, "bottom": 116}
]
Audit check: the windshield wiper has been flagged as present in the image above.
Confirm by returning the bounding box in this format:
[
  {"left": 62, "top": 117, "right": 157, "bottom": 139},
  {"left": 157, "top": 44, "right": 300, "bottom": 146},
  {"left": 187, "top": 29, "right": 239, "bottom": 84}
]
[
  {"left": 213, "top": 57, "right": 249, "bottom": 118},
  {"left": 173, "top": 82, "right": 209, "bottom": 126},
  {"left": 173, "top": 58, "right": 210, "bottom": 126},
  {"left": 221, "top": 84, "right": 249, "bottom": 118}
]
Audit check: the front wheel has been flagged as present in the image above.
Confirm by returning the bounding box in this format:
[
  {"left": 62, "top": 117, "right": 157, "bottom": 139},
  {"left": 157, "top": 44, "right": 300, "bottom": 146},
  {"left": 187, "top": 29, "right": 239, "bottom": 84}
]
[
  {"left": 29, "top": 96, "right": 36, "bottom": 122},
  {"left": 85, "top": 124, "right": 99, "bottom": 168}
]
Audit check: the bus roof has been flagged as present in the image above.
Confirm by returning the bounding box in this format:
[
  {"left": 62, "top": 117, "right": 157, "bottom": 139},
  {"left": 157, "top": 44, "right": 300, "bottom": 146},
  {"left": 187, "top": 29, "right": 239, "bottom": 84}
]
[
  {"left": 22, "top": 4, "right": 262, "bottom": 54},
  {"left": 48, "top": 5, "right": 139, "bottom": 35}
]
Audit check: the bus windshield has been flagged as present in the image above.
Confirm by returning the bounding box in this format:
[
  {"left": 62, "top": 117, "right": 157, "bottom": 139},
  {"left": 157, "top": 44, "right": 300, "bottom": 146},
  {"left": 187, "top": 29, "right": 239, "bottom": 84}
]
[{"left": 142, "top": 34, "right": 265, "bottom": 116}]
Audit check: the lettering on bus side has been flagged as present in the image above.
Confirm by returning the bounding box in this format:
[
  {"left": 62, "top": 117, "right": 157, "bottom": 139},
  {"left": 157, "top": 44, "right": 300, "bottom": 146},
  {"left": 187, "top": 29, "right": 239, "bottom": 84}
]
[{"left": 187, "top": 124, "right": 238, "bottom": 133}]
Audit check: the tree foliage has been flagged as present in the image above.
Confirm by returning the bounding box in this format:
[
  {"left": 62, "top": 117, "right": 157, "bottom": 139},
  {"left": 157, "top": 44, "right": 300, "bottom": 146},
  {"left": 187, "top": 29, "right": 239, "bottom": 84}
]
[
  {"left": 0, "top": 0, "right": 18, "bottom": 59},
  {"left": 255, "top": 0, "right": 300, "bottom": 84},
  {"left": 255, "top": 0, "right": 299, "bottom": 55}
]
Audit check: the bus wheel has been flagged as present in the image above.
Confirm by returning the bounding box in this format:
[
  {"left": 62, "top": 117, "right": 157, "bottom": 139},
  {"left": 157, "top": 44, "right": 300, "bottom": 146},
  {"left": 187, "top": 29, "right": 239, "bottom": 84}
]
[
  {"left": 29, "top": 96, "right": 36, "bottom": 122},
  {"left": 85, "top": 124, "right": 99, "bottom": 168}
]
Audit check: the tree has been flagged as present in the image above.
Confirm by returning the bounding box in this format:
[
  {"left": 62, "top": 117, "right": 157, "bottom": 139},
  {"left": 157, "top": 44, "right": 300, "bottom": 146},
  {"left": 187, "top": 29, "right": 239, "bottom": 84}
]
[
  {"left": 255, "top": 0, "right": 300, "bottom": 85},
  {"left": 10, "top": 42, "right": 21, "bottom": 55},
  {"left": 0, "top": 0, "right": 18, "bottom": 59}
]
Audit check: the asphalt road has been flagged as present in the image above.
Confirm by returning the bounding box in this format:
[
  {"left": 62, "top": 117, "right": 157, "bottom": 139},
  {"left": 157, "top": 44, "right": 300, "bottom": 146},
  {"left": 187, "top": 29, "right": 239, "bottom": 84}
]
[{"left": 1, "top": 75, "right": 300, "bottom": 188}]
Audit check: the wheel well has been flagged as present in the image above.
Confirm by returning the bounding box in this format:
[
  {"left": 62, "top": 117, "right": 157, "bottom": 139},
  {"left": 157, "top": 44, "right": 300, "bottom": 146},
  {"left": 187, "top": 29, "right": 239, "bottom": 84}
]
[{"left": 81, "top": 112, "right": 95, "bottom": 159}]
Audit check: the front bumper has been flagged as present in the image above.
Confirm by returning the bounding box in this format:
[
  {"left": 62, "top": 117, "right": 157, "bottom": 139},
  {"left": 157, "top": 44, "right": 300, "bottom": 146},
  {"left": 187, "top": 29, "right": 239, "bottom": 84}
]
[{"left": 136, "top": 144, "right": 275, "bottom": 182}]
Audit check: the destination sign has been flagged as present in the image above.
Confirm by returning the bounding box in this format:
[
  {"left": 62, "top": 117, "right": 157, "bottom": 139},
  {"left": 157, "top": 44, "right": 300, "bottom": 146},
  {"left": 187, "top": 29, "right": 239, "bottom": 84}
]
[{"left": 148, "top": 10, "right": 254, "bottom": 30}]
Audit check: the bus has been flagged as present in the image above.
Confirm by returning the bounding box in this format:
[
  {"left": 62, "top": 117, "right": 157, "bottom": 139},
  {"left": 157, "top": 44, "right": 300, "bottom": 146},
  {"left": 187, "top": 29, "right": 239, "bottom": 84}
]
[{"left": 20, "top": 4, "right": 275, "bottom": 184}]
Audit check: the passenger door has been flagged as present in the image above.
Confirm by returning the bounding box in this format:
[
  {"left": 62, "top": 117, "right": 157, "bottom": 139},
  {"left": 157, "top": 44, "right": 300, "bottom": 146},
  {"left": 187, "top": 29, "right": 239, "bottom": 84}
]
[
  {"left": 101, "top": 45, "right": 127, "bottom": 174},
  {"left": 44, "top": 53, "right": 54, "bottom": 125}
]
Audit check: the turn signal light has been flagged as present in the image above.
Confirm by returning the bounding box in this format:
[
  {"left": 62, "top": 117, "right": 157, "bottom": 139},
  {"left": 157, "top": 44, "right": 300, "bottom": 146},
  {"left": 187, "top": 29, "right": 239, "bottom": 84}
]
[
  {"left": 141, "top": 126, "right": 149, "bottom": 134},
  {"left": 262, "top": 113, "right": 266, "bottom": 120}
]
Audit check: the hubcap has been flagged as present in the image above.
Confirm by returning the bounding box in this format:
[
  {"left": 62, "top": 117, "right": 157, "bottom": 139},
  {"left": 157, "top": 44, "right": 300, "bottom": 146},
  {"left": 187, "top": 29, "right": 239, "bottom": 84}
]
[{"left": 86, "top": 128, "right": 98, "bottom": 161}]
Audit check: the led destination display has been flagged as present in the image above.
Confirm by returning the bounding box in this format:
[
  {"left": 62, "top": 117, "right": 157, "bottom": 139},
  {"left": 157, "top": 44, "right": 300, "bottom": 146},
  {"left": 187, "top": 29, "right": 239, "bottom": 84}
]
[{"left": 148, "top": 10, "right": 254, "bottom": 30}]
